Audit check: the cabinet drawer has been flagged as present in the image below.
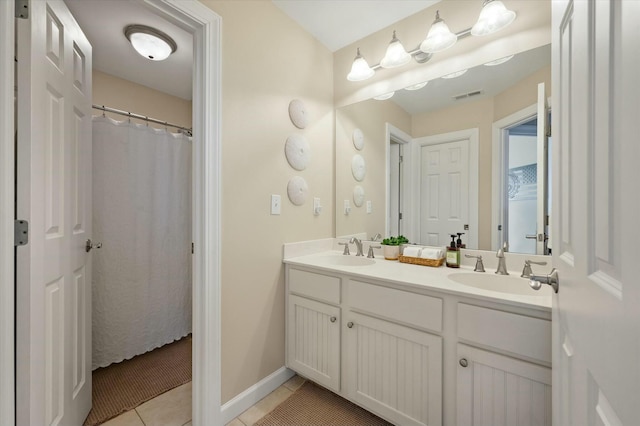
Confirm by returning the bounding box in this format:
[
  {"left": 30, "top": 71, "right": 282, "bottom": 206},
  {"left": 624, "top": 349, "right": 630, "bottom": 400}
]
[
  {"left": 348, "top": 280, "right": 442, "bottom": 332},
  {"left": 457, "top": 303, "right": 551, "bottom": 363},
  {"left": 289, "top": 268, "right": 341, "bottom": 304}
]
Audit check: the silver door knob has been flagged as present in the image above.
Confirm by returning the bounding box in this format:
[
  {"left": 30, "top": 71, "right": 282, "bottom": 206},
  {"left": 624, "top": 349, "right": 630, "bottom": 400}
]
[
  {"left": 330, "top": 316, "right": 337, "bottom": 323},
  {"left": 85, "top": 239, "right": 102, "bottom": 253},
  {"left": 459, "top": 358, "right": 468, "bottom": 368},
  {"left": 529, "top": 268, "right": 559, "bottom": 293},
  {"left": 347, "top": 321, "right": 354, "bottom": 328}
]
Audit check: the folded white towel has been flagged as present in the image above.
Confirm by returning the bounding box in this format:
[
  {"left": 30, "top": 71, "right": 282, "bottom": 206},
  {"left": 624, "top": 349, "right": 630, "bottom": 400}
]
[
  {"left": 403, "top": 246, "right": 422, "bottom": 257},
  {"left": 420, "top": 247, "right": 444, "bottom": 260}
]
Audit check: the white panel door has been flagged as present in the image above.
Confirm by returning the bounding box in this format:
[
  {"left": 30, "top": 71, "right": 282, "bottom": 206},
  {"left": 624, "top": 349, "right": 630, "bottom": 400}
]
[
  {"left": 552, "top": 1, "right": 639, "bottom": 425},
  {"left": 345, "top": 312, "right": 442, "bottom": 426},
  {"left": 287, "top": 295, "right": 341, "bottom": 392},
  {"left": 419, "top": 139, "right": 469, "bottom": 247},
  {"left": 16, "top": 1, "right": 93, "bottom": 425},
  {"left": 457, "top": 344, "right": 551, "bottom": 426}
]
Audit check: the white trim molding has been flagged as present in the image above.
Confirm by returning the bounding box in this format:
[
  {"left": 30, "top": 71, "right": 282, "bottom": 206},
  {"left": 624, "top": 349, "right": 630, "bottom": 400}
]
[
  {"left": 0, "top": 1, "right": 15, "bottom": 425},
  {"left": 142, "top": 1, "right": 223, "bottom": 424},
  {"left": 385, "top": 123, "right": 413, "bottom": 239},
  {"left": 221, "top": 367, "right": 295, "bottom": 424},
  {"left": 491, "top": 103, "right": 537, "bottom": 251}
]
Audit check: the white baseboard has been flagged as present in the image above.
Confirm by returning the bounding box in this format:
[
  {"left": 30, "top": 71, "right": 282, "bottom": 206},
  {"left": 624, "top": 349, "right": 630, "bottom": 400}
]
[{"left": 221, "top": 366, "right": 295, "bottom": 424}]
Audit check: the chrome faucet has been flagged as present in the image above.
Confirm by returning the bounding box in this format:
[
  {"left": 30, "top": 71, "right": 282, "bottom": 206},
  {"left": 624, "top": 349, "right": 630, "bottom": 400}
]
[
  {"left": 350, "top": 237, "right": 364, "bottom": 256},
  {"left": 338, "top": 241, "right": 351, "bottom": 255},
  {"left": 465, "top": 254, "right": 485, "bottom": 272},
  {"left": 495, "top": 242, "right": 509, "bottom": 275},
  {"left": 367, "top": 244, "right": 381, "bottom": 258},
  {"left": 521, "top": 259, "right": 548, "bottom": 278},
  {"left": 370, "top": 233, "right": 382, "bottom": 242}
]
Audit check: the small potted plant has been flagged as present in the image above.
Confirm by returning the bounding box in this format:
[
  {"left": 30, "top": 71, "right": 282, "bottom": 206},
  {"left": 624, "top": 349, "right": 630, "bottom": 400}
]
[{"left": 381, "top": 235, "right": 409, "bottom": 260}]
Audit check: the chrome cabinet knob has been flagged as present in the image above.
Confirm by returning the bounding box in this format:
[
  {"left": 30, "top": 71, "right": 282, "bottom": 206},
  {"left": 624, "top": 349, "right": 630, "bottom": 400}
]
[
  {"left": 330, "top": 316, "right": 337, "bottom": 323},
  {"left": 459, "top": 358, "right": 469, "bottom": 368},
  {"left": 85, "top": 239, "right": 102, "bottom": 253},
  {"left": 347, "top": 321, "right": 354, "bottom": 328}
]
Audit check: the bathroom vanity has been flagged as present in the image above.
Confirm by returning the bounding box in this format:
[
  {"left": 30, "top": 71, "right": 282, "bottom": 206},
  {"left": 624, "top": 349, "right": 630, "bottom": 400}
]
[{"left": 284, "top": 250, "right": 552, "bottom": 426}]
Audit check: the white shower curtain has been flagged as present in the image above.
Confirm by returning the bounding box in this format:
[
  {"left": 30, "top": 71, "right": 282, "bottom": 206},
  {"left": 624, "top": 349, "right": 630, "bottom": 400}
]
[{"left": 92, "top": 116, "right": 192, "bottom": 369}]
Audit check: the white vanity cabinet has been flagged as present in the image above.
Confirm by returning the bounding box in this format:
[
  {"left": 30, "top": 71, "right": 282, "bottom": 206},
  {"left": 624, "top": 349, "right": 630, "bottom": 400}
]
[{"left": 284, "top": 259, "right": 551, "bottom": 426}]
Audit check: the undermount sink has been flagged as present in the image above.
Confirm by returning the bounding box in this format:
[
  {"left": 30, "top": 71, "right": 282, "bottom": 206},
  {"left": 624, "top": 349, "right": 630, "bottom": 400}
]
[
  {"left": 449, "top": 272, "right": 550, "bottom": 296},
  {"left": 319, "top": 255, "right": 376, "bottom": 266}
]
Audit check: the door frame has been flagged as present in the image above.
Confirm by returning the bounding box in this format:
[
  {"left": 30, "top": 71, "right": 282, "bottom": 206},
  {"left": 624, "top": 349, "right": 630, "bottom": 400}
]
[
  {"left": 410, "top": 128, "right": 479, "bottom": 249},
  {"left": 0, "top": 1, "right": 223, "bottom": 424},
  {"left": 385, "top": 123, "right": 412, "bottom": 238},
  {"left": 491, "top": 103, "right": 537, "bottom": 251}
]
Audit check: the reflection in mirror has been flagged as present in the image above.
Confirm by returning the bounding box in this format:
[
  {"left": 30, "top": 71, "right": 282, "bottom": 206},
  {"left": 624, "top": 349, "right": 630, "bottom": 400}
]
[{"left": 335, "top": 44, "right": 551, "bottom": 253}]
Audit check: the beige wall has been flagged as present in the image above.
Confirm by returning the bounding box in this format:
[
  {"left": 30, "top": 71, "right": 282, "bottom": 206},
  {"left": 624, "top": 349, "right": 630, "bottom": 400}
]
[
  {"left": 92, "top": 70, "right": 192, "bottom": 130},
  {"left": 336, "top": 100, "right": 411, "bottom": 238},
  {"left": 412, "top": 64, "right": 552, "bottom": 249},
  {"left": 334, "top": 0, "right": 551, "bottom": 107},
  {"left": 198, "top": 1, "right": 335, "bottom": 404}
]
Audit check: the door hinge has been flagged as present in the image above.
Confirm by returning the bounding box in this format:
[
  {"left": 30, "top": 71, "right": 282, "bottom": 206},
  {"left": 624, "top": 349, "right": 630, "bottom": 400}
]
[
  {"left": 399, "top": 213, "right": 403, "bottom": 220},
  {"left": 399, "top": 155, "right": 404, "bottom": 163},
  {"left": 14, "top": 220, "right": 28, "bottom": 246},
  {"left": 546, "top": 124, "right": 551, "bottom": 137},
  {"left": 191, "top": 242, "right": 194, "bottom": 254},
  {"left": 15, "top": 0, "right": 29, "bottom": 19}
]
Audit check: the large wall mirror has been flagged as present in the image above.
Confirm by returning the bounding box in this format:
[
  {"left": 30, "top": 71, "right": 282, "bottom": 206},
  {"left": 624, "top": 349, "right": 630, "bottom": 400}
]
[{"left": 336, "top": 43, "right": 551, "bottom": 254}]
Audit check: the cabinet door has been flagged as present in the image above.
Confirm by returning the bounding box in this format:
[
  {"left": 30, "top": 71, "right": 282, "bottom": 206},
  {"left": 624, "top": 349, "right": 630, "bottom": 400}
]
[
  {"left": 457, "top": 344, "right": 551, "bottom": 426},
  {"left": 345, "top": 312, "right": 442, "bottom": 426},
  {"left": 287, "top": 295, "right": 341, "bottom": 392}
]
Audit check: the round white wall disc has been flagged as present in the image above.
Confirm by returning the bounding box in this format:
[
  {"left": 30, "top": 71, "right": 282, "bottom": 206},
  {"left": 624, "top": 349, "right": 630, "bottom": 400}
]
[
  {"left": 351, "top": 154, "right": 366, "bottom": 182},
  {"left": 352, "top": 128, "right": 364, "bottom": 150},
  {"left": 288, "top": 99, "right": 309, "bottom": 129},
  {"left": 285, "top": 134, "right": 311, "bottom": 171},
  {"left": 353, "top": 185, "right": 365, "bottom": 207},
  {"left": 287, "top": 176, "right": 308, "bottom": 206}
]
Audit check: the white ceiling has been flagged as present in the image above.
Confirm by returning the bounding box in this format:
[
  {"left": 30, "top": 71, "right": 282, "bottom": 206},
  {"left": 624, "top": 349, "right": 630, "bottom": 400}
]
[
  {"left": 272, "top": 0, "right": 441, "bottom": 52},
  {"left": 64, "top": 0, "right": 193, "bottom": 100}
]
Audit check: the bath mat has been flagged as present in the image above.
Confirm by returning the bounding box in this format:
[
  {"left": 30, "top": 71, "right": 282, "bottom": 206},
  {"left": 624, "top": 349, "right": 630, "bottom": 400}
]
[
  {"left": 254, "top": 381, "right": 392, "bottom": 426},
  {"left": 83, "top": 335, "right": 191, "bottom": 426}
]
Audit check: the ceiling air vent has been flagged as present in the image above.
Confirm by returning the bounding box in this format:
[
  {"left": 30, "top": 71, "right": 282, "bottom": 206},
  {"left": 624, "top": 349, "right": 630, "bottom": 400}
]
[{"left": 453, "top": 89, "right": 483, "bottom": 101}]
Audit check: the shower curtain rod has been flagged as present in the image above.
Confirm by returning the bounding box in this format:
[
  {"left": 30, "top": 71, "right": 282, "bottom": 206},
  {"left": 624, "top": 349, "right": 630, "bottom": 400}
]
[{"left": 92, "top": 104, "right": 193, "bottom": 136}]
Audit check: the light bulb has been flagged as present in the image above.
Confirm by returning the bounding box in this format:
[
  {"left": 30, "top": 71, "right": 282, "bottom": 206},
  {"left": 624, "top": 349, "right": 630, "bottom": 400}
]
[
  {"left": 420, "top": 11, "right": 457, "bottom": 54},
  {"left": 471, "top": 0, "right": 516, "bottom": 36},
  {"left": 380, "top": 31, "right": 411, "bottom": 69},
  {"left": 347, "top": 48, "right": 375, "bottom": 81}
]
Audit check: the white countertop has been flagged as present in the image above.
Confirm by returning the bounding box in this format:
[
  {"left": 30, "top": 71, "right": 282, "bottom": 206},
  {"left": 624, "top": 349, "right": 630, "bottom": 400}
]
[{"left": 284, "top": 250, "right": 552, "bottom": 312}]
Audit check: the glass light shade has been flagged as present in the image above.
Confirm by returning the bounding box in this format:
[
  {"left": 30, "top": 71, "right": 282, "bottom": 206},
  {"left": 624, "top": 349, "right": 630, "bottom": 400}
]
[
  {"left": 347, "top": 48, "right": 375, "bottom": 81},
  {"left": 374, "top": 92, "right": 395, "bottom": 100},
  {"left": 380, "top": 31, "right": 411, "bottom": 69},
  {"left": 125, "top": 25, "right": 177, "bottom": 61},
  {"left": 441, "top": 69, "right": 468, "bottom": 79},
  {"left": 471, "top": 0, "right": 516, "bottom": 36},
  {"left": 404, "top": 81, "right": 428, "bottom": 91},
  {"left": 420, "top": 12, "right": 457, "bottom": 53},
  {"left": 484, "top": 54, "right": 514, "bottom": 66}
]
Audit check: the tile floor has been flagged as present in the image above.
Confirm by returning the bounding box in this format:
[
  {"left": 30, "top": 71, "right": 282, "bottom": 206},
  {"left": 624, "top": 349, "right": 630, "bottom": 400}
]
[{"left": 101, "top": 375, "right": 306, "bottom": 426}]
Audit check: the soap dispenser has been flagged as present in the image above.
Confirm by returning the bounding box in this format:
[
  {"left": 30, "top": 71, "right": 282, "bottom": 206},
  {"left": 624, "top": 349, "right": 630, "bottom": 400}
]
[
  {"left": 456, "top": 232, "right": 466, "bottom": 249},
  {"left": 446, "top": 234, "right": 460, "bottom": 268}
]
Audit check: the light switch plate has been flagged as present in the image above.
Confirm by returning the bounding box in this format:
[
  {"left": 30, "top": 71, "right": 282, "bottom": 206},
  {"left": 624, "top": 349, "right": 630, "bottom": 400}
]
[
  {"left": 313, "top": 197, "right": 322, "bottom": 215},
  {"left": 366, "top": 200, "right": 372, "bottom": 214},
  {"left": 344, "top": 199, "right": 351, "bottom": 215},
  {"left": 271, "top": 194, "right": 281, "bottom": 215}
]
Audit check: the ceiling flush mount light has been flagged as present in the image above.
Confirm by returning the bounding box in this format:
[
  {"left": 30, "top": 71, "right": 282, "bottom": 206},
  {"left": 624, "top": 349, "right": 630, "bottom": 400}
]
[
  {"left": 124, "top": 24, "right": 177, "bottom": 61},
  {"left": 374, "top": 92, "right": 395, "bottom": 100},
  {"left": 471, "top": 0, "right": 517, "bottom": 36},
  {"left": 442, "top": 69, "right": 468, "bottom": 79},
  {"left": 404, "top": 81, "right": 428, "bottom": 91},
  {"left": 484, "top": 54, "right": 514, "bottom": 66},
  {"left": 420, "top": 10, "right": 458, "bottom": 54},
  {"left": 347, "top": 48, "right": 375, "bottom": 82},
  {"left": 380, "top": 31, "right": 411, "bottom": 69}
]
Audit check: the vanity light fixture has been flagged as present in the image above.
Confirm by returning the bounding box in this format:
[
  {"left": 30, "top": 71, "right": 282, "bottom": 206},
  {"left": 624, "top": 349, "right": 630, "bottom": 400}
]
[
  {"left": 471, "top": 0, "right": 517, "bottom": 36},
  {"left": 404, "top": 81, "right": 428, "bottom": 91},
  {"left": 346, "top": 1, "right": 517, "bottom": 82},
  {"left": 373, "top": 92, "right": 395, "bottom": 100},
  {"left": 124, "top": 24, "right": 177, "bottom": 61},
  {"left": 380, "top": 31, "right": 411, "bottom": 69},
  {"left": 483, "top": 54, "right": 514, "bottom": 66},
  {"left": 420, "top": 10, "right": 458, "bottom": 54},
  {"left": 441, "top": 69, "right": 468, "bottom": 79},
  {"left": 347, "top": 48, "right": 375, "bottom": 81}
]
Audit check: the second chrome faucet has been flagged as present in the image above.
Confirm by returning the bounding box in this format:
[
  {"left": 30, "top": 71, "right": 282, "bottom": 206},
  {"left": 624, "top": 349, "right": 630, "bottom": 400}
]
[{"left": 495, "top": 242, "right": 509, "bottom": 275}]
